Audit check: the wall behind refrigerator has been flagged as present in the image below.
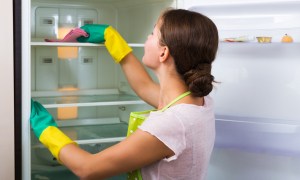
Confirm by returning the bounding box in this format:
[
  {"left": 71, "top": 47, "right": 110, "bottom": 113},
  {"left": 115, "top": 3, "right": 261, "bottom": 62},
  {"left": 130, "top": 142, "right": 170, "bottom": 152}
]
[{"left": 0, "top": 0, "right": 15, "bottom": 179}]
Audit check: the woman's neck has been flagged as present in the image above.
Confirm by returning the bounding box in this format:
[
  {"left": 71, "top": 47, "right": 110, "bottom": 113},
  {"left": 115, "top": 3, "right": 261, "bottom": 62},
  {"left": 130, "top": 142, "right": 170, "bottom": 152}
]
[{"left": 157, "top": 76, "right": 189, "bottom": 109}]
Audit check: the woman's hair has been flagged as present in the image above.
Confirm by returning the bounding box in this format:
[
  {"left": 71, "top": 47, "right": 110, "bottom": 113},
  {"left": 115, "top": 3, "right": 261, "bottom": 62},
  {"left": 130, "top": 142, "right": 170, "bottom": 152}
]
[{"left": 158, "top": 9, "right": 219, "bottom": 97}]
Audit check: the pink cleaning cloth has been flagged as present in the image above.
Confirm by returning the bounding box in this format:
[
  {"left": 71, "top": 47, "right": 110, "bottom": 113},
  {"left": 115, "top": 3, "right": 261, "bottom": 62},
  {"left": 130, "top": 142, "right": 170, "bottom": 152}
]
[{"left": 45, "top": 28, "right": 89, "bottom": 42}]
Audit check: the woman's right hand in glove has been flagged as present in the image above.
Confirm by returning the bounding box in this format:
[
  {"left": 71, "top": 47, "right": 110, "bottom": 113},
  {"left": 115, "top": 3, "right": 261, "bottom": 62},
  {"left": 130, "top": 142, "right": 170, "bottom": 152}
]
[{"left": 77, "top": 24, "right": 132, "bottom": 63}]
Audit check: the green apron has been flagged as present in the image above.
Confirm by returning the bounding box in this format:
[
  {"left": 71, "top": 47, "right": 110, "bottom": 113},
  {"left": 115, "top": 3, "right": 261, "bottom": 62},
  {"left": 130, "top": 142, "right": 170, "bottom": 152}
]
[{"left": 126, "top": 91, "right": 191, "bottom": 180}]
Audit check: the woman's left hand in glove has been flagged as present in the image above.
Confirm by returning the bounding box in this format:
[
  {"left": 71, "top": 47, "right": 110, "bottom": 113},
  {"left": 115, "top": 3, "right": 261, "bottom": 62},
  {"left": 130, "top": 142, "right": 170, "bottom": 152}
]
[{"left": 30, "top": 99, "right": 76, "bottom": 162}]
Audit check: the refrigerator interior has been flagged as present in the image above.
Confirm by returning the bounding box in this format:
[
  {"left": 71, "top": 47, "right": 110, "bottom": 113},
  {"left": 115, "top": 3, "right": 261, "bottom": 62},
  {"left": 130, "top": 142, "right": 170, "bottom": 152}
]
[
  {"left": 184, "top": 1, "right": 300, "bottom": 180},
  {"left": 28, "top": 0, "right": 177, "bottom": 179}
]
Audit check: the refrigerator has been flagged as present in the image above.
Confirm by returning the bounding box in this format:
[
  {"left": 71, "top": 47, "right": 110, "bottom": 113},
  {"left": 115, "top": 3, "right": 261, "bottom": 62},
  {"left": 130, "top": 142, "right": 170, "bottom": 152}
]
[{"left": 16, "top": 0, "right": 300, "bottom": 179}]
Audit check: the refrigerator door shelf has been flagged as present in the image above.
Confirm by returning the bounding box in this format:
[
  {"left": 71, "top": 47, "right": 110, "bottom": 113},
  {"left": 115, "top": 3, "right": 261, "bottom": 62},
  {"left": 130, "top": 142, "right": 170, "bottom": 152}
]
[
  {"left": 215, "top": 115, "right": 300, "bottom": 156},
  {"left": 219, "top": 40, "right": 300, "bottom": 45},
  {"left": 32, "top": 93, "right": 145, "bottom": 108}
]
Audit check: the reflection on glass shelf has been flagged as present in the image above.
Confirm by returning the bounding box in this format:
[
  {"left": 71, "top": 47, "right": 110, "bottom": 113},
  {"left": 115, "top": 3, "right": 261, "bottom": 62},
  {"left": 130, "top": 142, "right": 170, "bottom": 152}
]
[
  {"left": 32, "top": 166, "right": 78, "bottom": 180},
  {"left": 32, "top": 142, "right": 123, "bottom": 166},
  {"left": 32, "top": 142, "right": 127, "bottom": 180},
  {"left": 31, "top": 165, "right": 127, "bottom": 180},
  {"left": 32, "top": 94, "right": 145, "bottom": 108},
  {"left": 31, "top": 122, "right": 128, "bottom": 178},
  {"left": 31, "top": 122, "right": 127, "bottom": 180}
]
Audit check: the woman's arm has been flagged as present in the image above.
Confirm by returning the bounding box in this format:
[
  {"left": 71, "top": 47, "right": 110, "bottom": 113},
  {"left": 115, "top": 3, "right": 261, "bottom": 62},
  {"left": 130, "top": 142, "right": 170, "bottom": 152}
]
[
  {"left": 120, "top": 53, "right": 160, "bottom": 108},
  {"left": 31, "top": 100, "right": 173, "bottom": 180},
  {"left": 59, "top": 129, "right": 174, "bottom": 180},
  {"left": 78, "top": 24, "right": 160, "bottom": 107}
]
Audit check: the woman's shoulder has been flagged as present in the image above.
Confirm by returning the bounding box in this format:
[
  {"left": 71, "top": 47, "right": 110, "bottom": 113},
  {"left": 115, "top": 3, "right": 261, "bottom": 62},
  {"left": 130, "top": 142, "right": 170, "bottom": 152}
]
[
  {"left": 170, "top": 96, "right": 213, "bottom": 112},
  {"left": 147, "top": 96, "right": 214, "bottom": 123}
]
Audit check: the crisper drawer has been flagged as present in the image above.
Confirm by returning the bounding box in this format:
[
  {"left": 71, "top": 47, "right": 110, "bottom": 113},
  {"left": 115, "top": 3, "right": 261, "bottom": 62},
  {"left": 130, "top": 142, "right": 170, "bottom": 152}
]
[
  {"left": 214, "top": 115, "right": 300, "bottom": 155},
  {"left": 208, "top": 115, "right": 300, "bottom": 180}
]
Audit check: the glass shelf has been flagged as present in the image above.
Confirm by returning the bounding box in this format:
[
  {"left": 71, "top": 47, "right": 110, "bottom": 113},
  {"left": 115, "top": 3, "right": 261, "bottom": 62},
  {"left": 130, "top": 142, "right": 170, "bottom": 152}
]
[
  {"left": 31, "top": 39, "right": 144, "bottom": 47},
  {"left": 32, "top": 94, "right": 145, "bottom": 108},
  {"left": 217, "top": 41, "right": 300, "bottom": 56},
  {"left": 220, "top": 41, "right": 300, "bottom": 44},
  {"left": 32, "top": 121, "right": 128, "bottom": 147}
]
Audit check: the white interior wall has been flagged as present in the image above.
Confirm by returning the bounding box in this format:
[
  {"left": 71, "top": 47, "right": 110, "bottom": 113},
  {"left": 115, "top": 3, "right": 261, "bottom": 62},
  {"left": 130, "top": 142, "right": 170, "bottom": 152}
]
[
  {"left": 176, "top": 1, "right": 300, "bottom": 179},
  {"left": 30, "top": 0, "right": 177, "bottom": 93},
  {"left": 180, "top": 0, "right": 300, "bottom": 121},
  {"left": 117, "top": 0, "right": 176, "bottom": 43},
  {"left": 0, "top": 0, "right": 15, "bottom": 179},
  {"left": 30, "top": 2, "right": 119, "bottom": 92}
]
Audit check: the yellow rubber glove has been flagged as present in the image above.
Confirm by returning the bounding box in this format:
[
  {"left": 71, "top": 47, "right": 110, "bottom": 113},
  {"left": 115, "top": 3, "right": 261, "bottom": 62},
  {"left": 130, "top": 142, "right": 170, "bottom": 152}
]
[
  {"left": 78, "top": 24, "right": 132, "bottom": 63},
  {"left": 30, "top": 99, "right": 76, "bottom": 162}
]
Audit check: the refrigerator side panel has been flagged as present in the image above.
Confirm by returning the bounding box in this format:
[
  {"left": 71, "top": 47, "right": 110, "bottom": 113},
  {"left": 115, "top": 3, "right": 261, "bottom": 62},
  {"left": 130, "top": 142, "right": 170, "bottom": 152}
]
[{"left": 22, "top": 0, "right": 32, "bottom": 179}]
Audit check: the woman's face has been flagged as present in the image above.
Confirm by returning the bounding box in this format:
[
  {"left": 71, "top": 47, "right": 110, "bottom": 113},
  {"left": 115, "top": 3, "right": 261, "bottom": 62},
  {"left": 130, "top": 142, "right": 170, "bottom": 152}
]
[{"left": 142, "top": 24, "right": 163, "bottom": 69}]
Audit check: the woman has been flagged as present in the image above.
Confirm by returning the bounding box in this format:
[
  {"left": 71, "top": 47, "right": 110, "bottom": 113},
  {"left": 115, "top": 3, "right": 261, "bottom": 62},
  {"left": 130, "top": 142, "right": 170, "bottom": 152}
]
[{"left": 31, "top": 8, "right": 219, "bottom": 180}]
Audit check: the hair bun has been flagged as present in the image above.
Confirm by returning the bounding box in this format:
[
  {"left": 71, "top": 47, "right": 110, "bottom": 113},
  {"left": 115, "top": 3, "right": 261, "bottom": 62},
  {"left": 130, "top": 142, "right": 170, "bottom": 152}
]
[{"left": 183, "top": 64, "right": 214, "bottom": 97}]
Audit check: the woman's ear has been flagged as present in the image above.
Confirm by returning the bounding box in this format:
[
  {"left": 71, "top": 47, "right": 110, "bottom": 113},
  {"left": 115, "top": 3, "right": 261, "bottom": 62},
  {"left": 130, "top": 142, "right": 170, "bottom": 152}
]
[{"left": 159, "top": 46, "right": 169, "bottom": 62}]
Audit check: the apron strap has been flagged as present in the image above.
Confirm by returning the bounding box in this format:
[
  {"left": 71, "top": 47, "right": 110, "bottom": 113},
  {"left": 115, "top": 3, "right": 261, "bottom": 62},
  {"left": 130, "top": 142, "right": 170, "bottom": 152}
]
[{"left": 160, "top": 91, "right": 191, "bottom": 112}]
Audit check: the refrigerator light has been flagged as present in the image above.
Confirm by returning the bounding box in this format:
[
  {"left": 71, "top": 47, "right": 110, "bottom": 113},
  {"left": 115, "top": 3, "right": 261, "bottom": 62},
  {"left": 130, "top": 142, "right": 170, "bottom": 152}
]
[
  {"left": 58, "top": 47, "right": 78, "bottom": 59},
  {"left": 58, "top": 26, "right": 73, "bottom": 39},
  {"left": 57, "top": 106, "right": 78, "bottom": 120},
  {"left": 58, "top": 87, "right": 79, "bottom": 91},
  {"left": 57, "top": 88, "right": 78, "bottom": 120},
  {"left": 58, "top": 26, "right": 78, "bottom": 59}
]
